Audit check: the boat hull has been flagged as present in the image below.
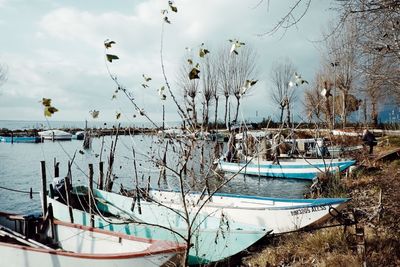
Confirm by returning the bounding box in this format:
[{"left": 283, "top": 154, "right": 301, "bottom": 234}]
[
  {"left": 0, "top": 212, "right": 183, "bottom": 267},
  {"left": 38, "top": 130, "right": 72, "bottom": 141},
  {"left": 149, "top": 190, "right": 350, "bottom": 234},
  {"left": 48, "top": 191, "right": 269, "bottom": 265},
  {"left": 0, "top": 136, "right": 42, "bottom": 143},
  {"left": 218, "top": 158, "right": 356, "bottom": 180}
]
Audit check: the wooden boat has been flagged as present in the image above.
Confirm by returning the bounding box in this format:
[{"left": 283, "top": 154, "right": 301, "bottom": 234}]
[
  {"left": 0, "top": 210, "right": 185, "bottom": 267},
  {"left": 0, "top": 136, "right": 42, "bottom": 143},
  {"left": 146, "top": 189, "right": 350, "bottom": 234},
  {"left": 217, "top": 157, "right": 356, "bottom": 180},
  {"left": 38, "top": 130, "right": 72, "bottom": 141},
  {"left": 47, "top": 186, "right": 270, "bottom": 265}
]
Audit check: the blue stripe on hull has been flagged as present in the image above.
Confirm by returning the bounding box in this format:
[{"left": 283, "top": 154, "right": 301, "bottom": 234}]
[{"left": 219, "top": 160, "right": 355, "bottom": 180}]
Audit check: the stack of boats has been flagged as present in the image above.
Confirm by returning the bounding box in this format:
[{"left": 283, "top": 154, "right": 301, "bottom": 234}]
[
  {"left": 218, "top": 130, "right": 357, "bottom": 180},
  {"left": 0, "top": 129, "right": 358, "bottom": 266}
]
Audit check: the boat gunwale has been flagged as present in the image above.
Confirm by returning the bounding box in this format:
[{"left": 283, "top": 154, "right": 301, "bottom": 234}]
[
  {"left": 148, "top": 189, "right": 350, "bottom": 211},
  {"left": 0, "top": 212, "right": 186, "bottom": 260}
]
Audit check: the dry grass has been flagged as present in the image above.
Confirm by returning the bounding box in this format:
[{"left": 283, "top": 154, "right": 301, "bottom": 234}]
[
  {"left": 243, "top": 228, "right": 361, "bottom": 267},
  {"left": 242, "top": 145, "right": 400, "bottom": 267}
]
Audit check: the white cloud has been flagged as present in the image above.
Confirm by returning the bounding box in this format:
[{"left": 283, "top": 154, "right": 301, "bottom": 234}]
[{"left": 0, "top": 0, "right": 335, "bottom": 122}]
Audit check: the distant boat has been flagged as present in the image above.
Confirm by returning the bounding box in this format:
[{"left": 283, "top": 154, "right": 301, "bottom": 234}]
[
  {"left": 217, "top": 157, "right": 356, "bottom": 180},
  {"left": 48, "top": 186, "right": 270, "bottom": 265},
  {"left": 147, "top": 189, "right": 350, "bottom": 234},
  {"left": 0, "top": 210, "right": 185, "bottom": 267},
  {"left": 38, "top": 130, "right": 72, "bottom": 141},
  {"left": 0, "top": 136, "right": 42, "bottom": 143},
  {"left": 72, "top": 131, "right": 85, "bottom": 140}
]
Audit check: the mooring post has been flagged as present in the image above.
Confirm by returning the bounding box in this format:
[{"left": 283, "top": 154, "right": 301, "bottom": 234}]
[
  {"left": 88, "top": 163, "right": 94, "bottom": 227},
  {"left": 98, "top": 161, "right": 104, "bottom": 190},
  {"left": 40, "top": 161, "right": 47, "bottom": 216},
  {"left": 54, "top": 158, "right": 59, "bottom": 178},
  {"left": 64, "top": 176, "right": 74, "bottom": 223}
]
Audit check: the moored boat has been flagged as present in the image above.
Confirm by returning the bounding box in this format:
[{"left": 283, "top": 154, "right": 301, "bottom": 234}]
[
  {"left": 146, "top": 189, "right": 350, "bottom": 234},
  {"left": 217, "top": 157, "right": 356, "bottom": 180},
  {"left": 0, "top": 136, "right": 42, "bottom": 143},
  {"left": 47, "top": 186, "right": 270, "bottom": 265},
  {"left": 38, "top": 130, "right": 72, "bottom": 141},
  {"left": 0, "top": 210, "right": 185, "bottom": 267}
]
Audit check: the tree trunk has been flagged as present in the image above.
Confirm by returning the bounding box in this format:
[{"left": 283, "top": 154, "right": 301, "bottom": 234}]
[
  {"left": 279, "top": 106, "right": 284, "bottom": 125},
  {"left": 224, "top": 95, "right": 229, "bottom": 126},
  {"left": 191, "top": 97, "right": 197, "bottom": 128},
  {"left": 204, "top": 100, "right": 210, "bottom": 131},
  {"left": 214, "top": 97, "right": 219, "bottom": 130},
  {"left": 286, "top": 102, "right": 291, "bottom": 127},
  {"left": 325, "top": 99, "right": 333, "bottom": 129},
  {"left": 371, "top": 101, "right": 378, "bottom": 127},
  {"left": 342, "top": 92, "right": 347, "bottom": 129},
  {"left": 234, "top": 96, "right": 240, "bottom": 123}
]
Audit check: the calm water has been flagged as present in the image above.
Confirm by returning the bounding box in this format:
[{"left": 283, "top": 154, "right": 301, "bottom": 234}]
[{"left": 0, "top": 134, "right": 311, "bottom": 214}]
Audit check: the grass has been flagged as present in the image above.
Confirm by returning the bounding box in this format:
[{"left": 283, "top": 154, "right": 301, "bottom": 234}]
[
  {"left": 242, "top": 145, "right": 400, "bottom": 267},
  {"left": 244, "top": 228, "right": 361, "bottom": 267}
]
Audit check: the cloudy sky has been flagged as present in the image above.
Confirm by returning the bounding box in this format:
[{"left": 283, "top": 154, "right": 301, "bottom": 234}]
[{"left": 0, "top": 0, "right": 336, "bottom": 125}]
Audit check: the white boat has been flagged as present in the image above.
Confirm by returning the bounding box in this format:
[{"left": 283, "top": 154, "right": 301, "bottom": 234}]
[
  {"left": 38, "top": 130, "right": 72, "bottom": 141},
  {"left": 218, "top": 157, "right": 356, "bottom": 180},
  {"left": 47, "top": 186, "right": 270, "bottom": 265},
  {"left": 146, "top": 189, "right": 350, "bottom": 234},
  {"left": 0, "top": 211, "right": 185, "bottom": 267}
]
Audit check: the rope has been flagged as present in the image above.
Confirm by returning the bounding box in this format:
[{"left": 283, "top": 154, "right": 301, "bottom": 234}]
[{"left": 0, "top": 185, "right": 39, "bottom": 195}]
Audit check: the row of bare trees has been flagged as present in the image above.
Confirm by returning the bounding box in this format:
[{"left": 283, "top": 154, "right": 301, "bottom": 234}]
[
  {"left": 177, "top": 46, "right": 258, "bottom": 130},
  {"left": 285, "top": 0, "right": 400, "bottom": 128}
]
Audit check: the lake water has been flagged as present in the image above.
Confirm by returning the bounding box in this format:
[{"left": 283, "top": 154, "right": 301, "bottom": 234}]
[{"left": 0, "top": 128, "right": 311, "bottom": 214}]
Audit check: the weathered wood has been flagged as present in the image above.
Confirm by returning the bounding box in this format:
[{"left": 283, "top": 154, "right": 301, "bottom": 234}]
[
  {"left": 64, "top": 176, "right": 74, "bottom": 223},
  {"left": 54, "top": 158, "right": 59, "bottom": 178},
  {"left": 98, "top": 161, "right": 104, "bottom": 190},
  {"left": 88, "top": 163, "right": 94, "bottom": 227},
  {"left": 132, "top": 148, "right": 142, "bottom": 214},
  {"left": 40, "top": 161, "right": 47, "bottom": 216}
]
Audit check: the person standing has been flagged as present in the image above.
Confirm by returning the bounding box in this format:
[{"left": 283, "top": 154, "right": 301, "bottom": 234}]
[{"left": 362, "top": 129, "right": 377, "bottom": 154}]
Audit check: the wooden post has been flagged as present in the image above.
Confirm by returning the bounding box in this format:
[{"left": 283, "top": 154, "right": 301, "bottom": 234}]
[
  {"left": 162, "top": 104, "right": 165, "bottom": 131},
  {"left": 64, "top": 176, "right": 74, "bottom": 223},
  {"left": 132, "top": 149, "right": 141, "bottom": 214},
  {"left": 40, "top": 161, "right": 47, "bottom": 216},
  {"left": 54, "top": 158, "right": 59, "bottom": 178},
  {"left": 47, "top": 203, "right": 55, "bottom": 239},
  {"left": 67, "top": 161, "right": 72, "bottom": 184},
  {"left": 98, "top": 161, "right": 104, "bottom": 190},
  {"left": 88, "top": 164, "right": 94, "bottom": 227}
]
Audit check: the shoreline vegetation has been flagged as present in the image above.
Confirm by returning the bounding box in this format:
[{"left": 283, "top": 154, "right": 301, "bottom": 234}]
[{"left": 240, "top": 136, "right": 400, "bottom": 267}]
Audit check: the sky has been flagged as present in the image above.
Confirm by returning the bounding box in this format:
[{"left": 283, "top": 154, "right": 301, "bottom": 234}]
[{"left": 0, "top": 0, "right": 336, "bottom": 125}]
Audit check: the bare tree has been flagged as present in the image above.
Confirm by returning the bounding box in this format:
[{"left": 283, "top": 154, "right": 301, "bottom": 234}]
[
  {"left": 178, "top": 58, "right": 200, "bottom": 128},
  {"left": 360, "top": 54, "right": 390, "bottom": 126},
  {"left": 217, "top": 48, "right": 234, "bottom": 127},
  {"left": 230, "top": 47, "right": 258, "bottom": 123},
  {"left": 303, "top": 72, "right": 326, "bottom": 124},
  {"left": 320, "top": 19, "right": 359, "bottom": 128},
  {"left": 201, "top": 55, "right": 218, "bottom": 130},
  {"left": 270, "top": 59, "right": 296, "bottom": 125}
]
